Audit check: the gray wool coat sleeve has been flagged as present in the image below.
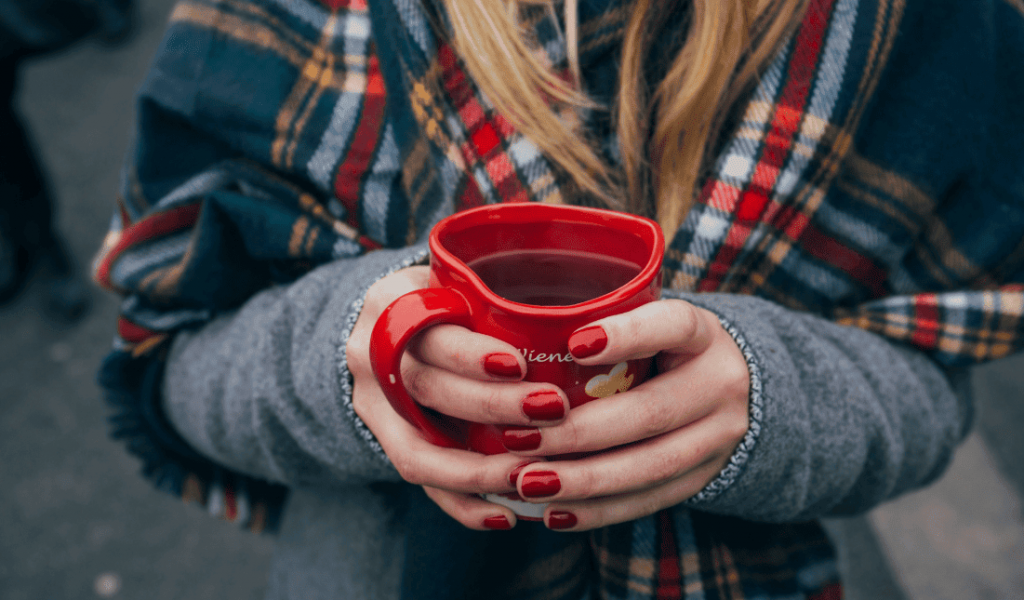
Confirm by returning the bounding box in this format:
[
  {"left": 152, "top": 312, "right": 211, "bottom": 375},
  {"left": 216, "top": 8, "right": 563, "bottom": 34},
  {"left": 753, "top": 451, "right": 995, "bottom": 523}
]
[
  {"left": 161, "top": 245, "right": 428, "bottom": 489},
  {"left": 674, "top": 291, "right": 971, "bottom": 523}
]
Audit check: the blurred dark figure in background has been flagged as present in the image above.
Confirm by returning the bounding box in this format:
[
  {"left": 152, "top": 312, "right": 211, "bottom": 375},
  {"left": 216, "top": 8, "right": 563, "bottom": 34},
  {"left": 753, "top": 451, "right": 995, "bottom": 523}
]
[{"left": 0, "top": 0, "right": 133, "bottom": 320}]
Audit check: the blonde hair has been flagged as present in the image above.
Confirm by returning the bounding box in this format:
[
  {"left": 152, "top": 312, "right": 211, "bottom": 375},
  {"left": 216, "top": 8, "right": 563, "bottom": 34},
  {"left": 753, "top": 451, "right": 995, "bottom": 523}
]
[{"left": 440, "top": 0, "right": 808, "bottom": 237}]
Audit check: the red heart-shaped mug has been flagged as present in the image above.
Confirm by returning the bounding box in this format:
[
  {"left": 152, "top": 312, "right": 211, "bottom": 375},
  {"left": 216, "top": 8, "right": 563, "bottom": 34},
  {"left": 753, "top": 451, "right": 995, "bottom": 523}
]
[{"left": 370, "top": 203, "right": 664, "bottom": 519}]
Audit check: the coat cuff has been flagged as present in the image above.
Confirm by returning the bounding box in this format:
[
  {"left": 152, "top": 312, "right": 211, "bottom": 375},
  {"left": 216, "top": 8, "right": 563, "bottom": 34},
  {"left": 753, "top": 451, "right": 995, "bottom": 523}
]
[
  {"left": 682, "top": 306, "right": 765, "bottom": 506},
  {"left": 337, "top": 247, "right": 431, "bottom": 466}
]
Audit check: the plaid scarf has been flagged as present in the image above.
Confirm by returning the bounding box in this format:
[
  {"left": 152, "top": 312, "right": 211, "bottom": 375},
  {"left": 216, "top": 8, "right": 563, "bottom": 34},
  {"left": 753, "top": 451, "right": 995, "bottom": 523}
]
[{"left": 94, "top": 0, "right": 1024, "bottom": 597}]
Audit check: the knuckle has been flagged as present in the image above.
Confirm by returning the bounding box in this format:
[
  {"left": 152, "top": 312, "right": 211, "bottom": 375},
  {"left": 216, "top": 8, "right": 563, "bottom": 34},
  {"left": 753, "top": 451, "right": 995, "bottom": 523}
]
[
  {"left": 391, "top": 453, "right": 425, "bottom": 486},
  {"left": 351, "top": 396, "right": 368, "bottom": 422},
  {"left": 722, "top": 384, "right": 748, "bottom": 411},
  {"left": 647, "top": 449, "right": 685, "bottom": 482},
  {"left": 346, "top": 333, "right": 370, "bottom": 374},
  {"left": 363, "top": 266, "right": 426, "bottom": 314},
  {"left": 622, "top": 313, "right": 645, "bottom": 351},
  {"left": 401, "top": 265, "right": 431, "bottom": 286},
  {"left": 480, "top": 387, "right": 508, "bottom": 423},
  {"left": 638, "top": 497, "right": 665, "bottom": 520},
  {"left": 586, "top": 504, "right": 613, "bottom": 529},
  {"left": 572, "top": 466, "right": 599, "bottom": 498},
  {"left": 635, "top": 397, "right": 674, "bottom": 440},
  {"left": 722, "top": 356, "right": 750, "bottom": 392},
  {"left": 347, "top": 353, "right": 369, "bottom": 379},
  {"left": 467, "top": 467, "right": 491, "bottom": 493},
  {"left": 444, "top": 462, "right": 489, "bottom": 493},
  {"left": 561, "top": 418, "right": 583, "bottom": 453},
  {"left": 674, "top": 302, "right": 701, "bottom": 341},
  {"left": 362, "top": 280, "right": 391, "bottom": 315},
  {"left": 351, "top": 383, "right": 372, "bottom": 417},
  {"left": 410, "top": 325, "right": 441, "bottom": 357},
  {"left": 402, "top": 363, "right": 430, "bottom": 405},
  {"left": 723, "top": 411, "right": 750, "bottom": 444}
]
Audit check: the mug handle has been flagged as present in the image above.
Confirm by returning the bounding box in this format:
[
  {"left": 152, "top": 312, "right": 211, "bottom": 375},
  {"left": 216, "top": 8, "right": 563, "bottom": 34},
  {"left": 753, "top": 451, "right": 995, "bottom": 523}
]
[{"left": 369, "top": 288, "right": 473, "bottom": 449}]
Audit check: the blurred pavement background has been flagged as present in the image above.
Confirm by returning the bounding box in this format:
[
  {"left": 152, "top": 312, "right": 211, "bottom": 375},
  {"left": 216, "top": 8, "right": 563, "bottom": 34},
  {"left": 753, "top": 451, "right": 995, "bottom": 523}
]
[{"left": 0, "top": 1, "right": 1022, "bottom": 598}]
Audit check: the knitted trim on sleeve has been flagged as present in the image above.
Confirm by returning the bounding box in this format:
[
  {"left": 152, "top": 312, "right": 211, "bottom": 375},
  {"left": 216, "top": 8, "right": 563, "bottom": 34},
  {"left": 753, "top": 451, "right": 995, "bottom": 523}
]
[
  {"left": 686, "top": 315, "right": 764, "bottom": 505},
  {"left": 337, "top": 248, "right": 431, "bottom": 464}
]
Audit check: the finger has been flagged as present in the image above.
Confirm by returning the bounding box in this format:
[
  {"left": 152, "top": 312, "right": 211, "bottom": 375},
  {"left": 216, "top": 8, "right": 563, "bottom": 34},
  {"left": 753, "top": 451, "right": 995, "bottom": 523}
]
[
  {"left": 360, "top": 265, "right": 431, "bottom": 317},
  {"left": 355, "top": 378, "right": 524, "bottom": 493},
  {"left": 539, "top": 459, "right": 727, "bottom": 531},
  {"left": 409, "top": 324, "right": 528, "bottom": 382},
  {"left": 422, "top": 486, "right": 518, "bottom": 531},
  {"left": 514, "top": 410, "right": 745, "bottom": 504},
  {"left": 567, "top": 299, "right": 715, "bottom": 365},
  {"left": 347, "top": 266, "right": 431, "bottom": 381},
  {"left": 402, "top": 353, "right": 568, "bottom": 425},
  {"left": 503, "top": 344, "right": 748, "bottom": 456}
]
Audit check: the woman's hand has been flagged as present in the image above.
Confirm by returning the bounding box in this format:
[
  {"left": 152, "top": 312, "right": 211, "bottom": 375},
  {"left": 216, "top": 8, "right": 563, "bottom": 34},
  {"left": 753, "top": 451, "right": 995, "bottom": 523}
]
[
  {"left": 507, "top": 299, "right": 751, "bottom": 531},
  {"left": 346, "top": 266, "right": 569, "bottom": 530}
]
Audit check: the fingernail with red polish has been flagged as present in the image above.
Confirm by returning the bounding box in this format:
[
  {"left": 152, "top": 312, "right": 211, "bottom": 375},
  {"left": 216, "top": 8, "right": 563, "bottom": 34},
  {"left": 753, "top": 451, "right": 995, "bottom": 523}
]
[
  {"left": 483, "top": 515, "right": 513, "bottom": 530},
  {"left": 484, "top": 353, "right": 523, "bottom": 378},
  {"left": 522, "top": 390, "right": 565, "bottom": 421},
  {"left": 508, "top": 462, "right": 534, "bottom": 487},
  {"left": 547, "top": 511, "right": 577, "bottom": 530},
  {"left": 568, "top": 326, "right": 607, "bottom": 359},
  {"left": 502, "top": 427, "right": 542, "bottom": 452},
  {"left": 520, "top": 470, "right": 561, "bottom": 498}
]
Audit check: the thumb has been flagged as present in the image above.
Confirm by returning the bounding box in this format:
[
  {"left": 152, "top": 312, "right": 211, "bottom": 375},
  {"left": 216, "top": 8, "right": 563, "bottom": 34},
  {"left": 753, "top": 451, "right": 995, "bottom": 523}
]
[{"left": 567, "top": 299, "right": 715, "bottom": 365}]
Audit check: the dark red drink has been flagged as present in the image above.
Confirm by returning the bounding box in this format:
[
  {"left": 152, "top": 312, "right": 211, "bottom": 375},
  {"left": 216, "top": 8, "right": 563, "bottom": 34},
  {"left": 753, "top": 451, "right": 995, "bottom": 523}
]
[{"left": 467, "top": 249, "right": 642, "bottom": 306}]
